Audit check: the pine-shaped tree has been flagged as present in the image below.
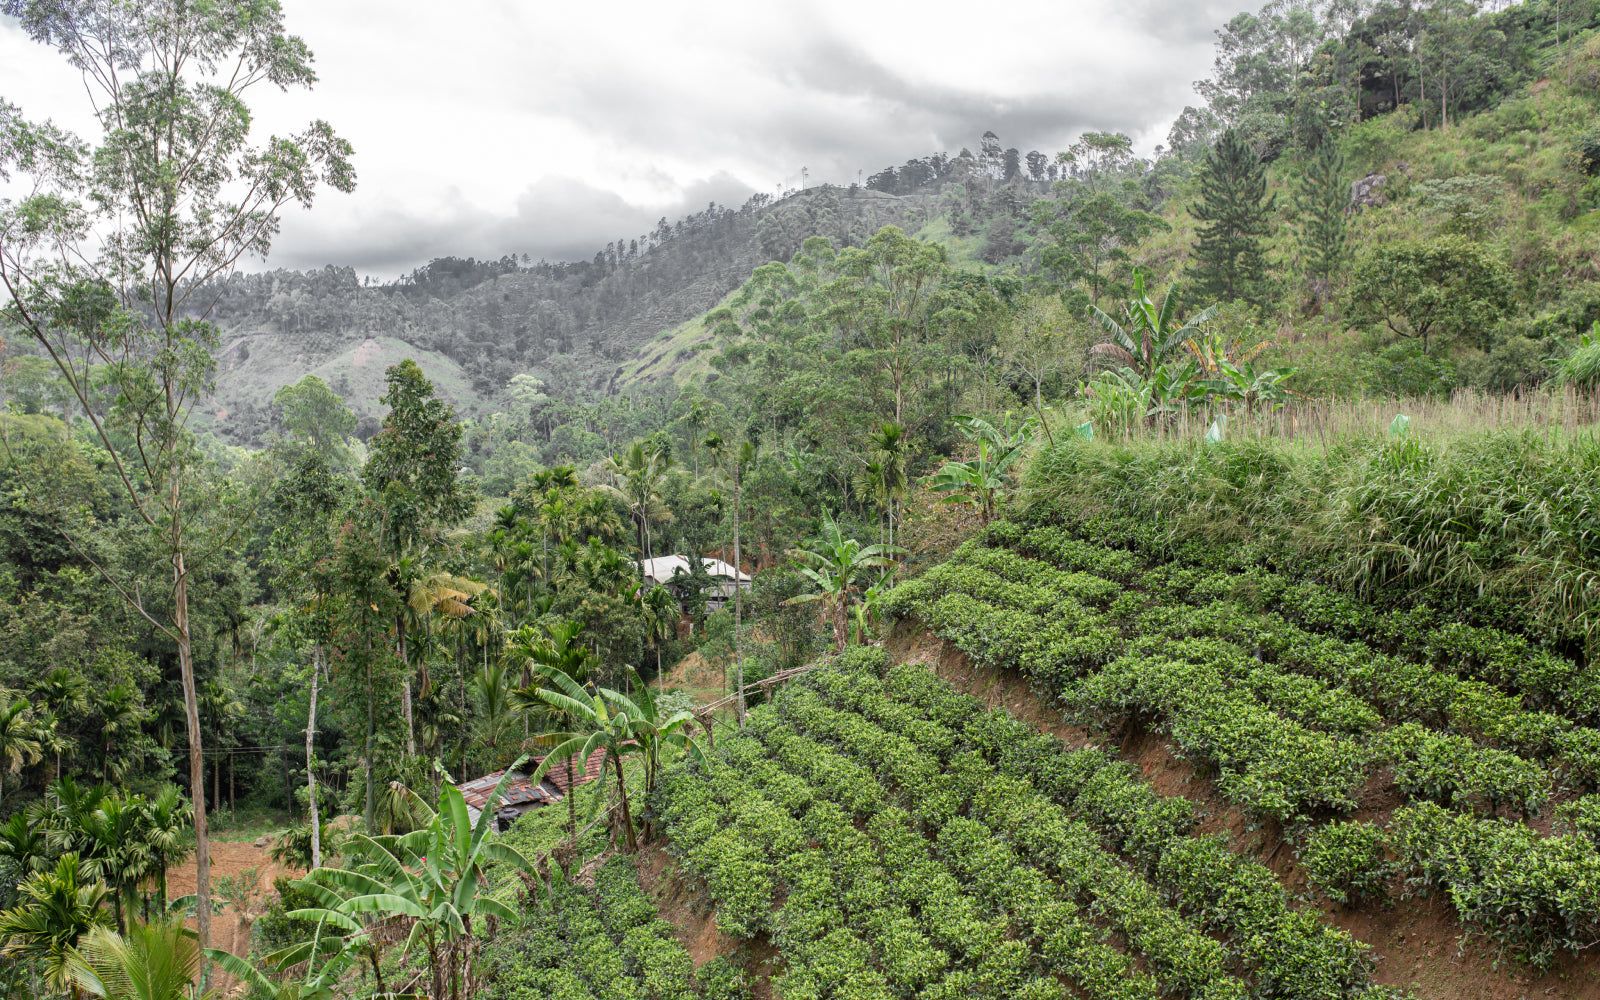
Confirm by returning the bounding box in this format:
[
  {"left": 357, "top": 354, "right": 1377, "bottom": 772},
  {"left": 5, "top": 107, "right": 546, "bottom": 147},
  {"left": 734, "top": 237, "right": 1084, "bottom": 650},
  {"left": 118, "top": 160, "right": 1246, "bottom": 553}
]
[
  {"left": 1187, "top": 130, "right": 1274, "bottom": 307},
  {"left": 1294, "top": 140, "right": 1348, "bottom": 296}
]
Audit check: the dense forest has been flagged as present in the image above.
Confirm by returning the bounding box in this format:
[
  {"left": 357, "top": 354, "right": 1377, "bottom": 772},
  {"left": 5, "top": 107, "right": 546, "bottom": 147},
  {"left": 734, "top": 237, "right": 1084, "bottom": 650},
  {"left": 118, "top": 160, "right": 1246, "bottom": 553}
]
[{"left": 5, "top": 0, "right": 1600, "bottom": 998}]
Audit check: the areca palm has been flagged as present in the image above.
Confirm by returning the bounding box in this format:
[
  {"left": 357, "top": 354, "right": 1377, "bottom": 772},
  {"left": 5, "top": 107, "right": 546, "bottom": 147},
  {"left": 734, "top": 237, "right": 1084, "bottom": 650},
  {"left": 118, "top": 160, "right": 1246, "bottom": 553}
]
[
  {"left": 0, "top": 853, "right": 110, "bottom": 998},
  {"left": 1088, "top": 269, "right": 1219, "bottom": 379},
  {"left": 34, "top": 712, "right": 75, "bottom": 785},
  {"left": 0, "top": 814, "right": 51, "bottom": 909},
  {"left": 783, "top": 510, "right": 907, "bottom": 651},
  {"left": 640, "top": 585, "right": 679, "bottom": 688},
  {"left": 600, "top": 442, "right": 674, "bottom": 575},
  {"left": 80, "top": 795, "right": 151, "bottom": 934},
  {"left": 470, "top": 663, "right": 518, "bottom": 763},
  {"left": 390, "top": 547, "right": 491, "bottom": 756},
  {"left": 291, "top": 769, "right": 531, "bottom": 1000},
  {"left": 861, "top": 422, "right": 910, "bottom": 548},
  {"left": 95, "top": 684, "right": 143, "bottom": 785},
  {"left": 34, "top": 670, "right": 88, "bottom": 779},
  {"left": 139, "top": 788, "right": 192, "bottom": 916},
  {"left": 0, "top": 693, "right": 41, "bottom": 806}
]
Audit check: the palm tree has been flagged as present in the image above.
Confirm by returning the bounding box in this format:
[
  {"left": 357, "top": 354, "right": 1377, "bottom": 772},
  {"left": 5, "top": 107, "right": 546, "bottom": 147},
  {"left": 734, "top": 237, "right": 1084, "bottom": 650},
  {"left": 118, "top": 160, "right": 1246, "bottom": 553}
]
[
  {"left": 33, "top": 776, "right": 108, "bottom": 860},
  {"left": 80, "top": 794, "right": 151, "bottom": 934},
  {"left": 0, "top": 853, "right": 110, "bottom": 998},
  {"left": 867, "top": 422, "right": 910, "bottom": 550},
  {"left": 293, "top": 770, "right": 531, "bottom": 1000},
  {"left": 33, "top": 712, "right": 75, "bottom": 786},
  {"left": 600, "top": 442, "right": 674, "bottom": 577},
  {"left": 470, "top": 663, "right": 518, "bottom": 766},
  {"left": 508, "top": 621, "right": 597, "bottom": 841},
  {"left": 681, "top": 397, "right": 711, "bottom": 476},
  {"left": 1088, "top": 269, "right": 1219, "bottom": 379},
  {"left": 783, "top": 510, "right": 907, "bottom": 651},
  {"left": 33, "top": 669, "right": 88, "bottom": 779},
  {"left": 640, "top": 585, "right": 679, "bottom": 689},
  {"left": 94, "top": 685, "right": 142, "bottom": 785},
  {"left": 0, "top": 814, "right": 51, "bottom": 909},
  {"left": 138, "top": 788, "right": 192, "bottom": 917},
  {"left": 390, "top": 547, "right": 491, "bottom": 756},
  {"left": 0, "top": 692, "right": 41, "bottom": 806},
  {"left": 67, "top": 918, "right": 202, "bottom": 1000}
]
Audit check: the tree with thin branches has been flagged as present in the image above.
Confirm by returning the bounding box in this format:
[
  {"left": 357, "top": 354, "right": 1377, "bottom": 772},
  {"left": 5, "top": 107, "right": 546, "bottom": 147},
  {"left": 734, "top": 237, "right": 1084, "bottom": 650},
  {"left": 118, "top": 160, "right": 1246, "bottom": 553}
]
[{"left": 0, "top": 2, "right": 356, "bottom": 956}]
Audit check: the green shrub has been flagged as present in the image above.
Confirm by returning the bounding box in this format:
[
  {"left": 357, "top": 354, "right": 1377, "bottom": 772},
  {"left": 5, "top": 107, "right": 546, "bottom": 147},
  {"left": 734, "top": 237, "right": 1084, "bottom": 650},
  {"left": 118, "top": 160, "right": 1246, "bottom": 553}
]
[{"left": 1300, "top": 821, "right": 1393, "bottom": 905}]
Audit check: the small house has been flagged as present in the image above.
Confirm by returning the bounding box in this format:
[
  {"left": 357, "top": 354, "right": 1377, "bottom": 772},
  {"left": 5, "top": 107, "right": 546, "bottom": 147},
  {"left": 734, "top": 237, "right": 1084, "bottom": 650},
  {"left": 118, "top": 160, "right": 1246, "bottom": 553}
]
[
  {"left": 456, "top": 746, "right": 610, "bottom": 832},
  {"left": 638, "top": 555, "right": 752, "bottom": 612}
]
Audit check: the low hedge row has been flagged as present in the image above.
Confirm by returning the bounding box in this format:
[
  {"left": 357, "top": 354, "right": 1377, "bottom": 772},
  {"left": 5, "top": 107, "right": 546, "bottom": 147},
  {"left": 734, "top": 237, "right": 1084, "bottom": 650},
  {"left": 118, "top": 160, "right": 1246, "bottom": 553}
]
[
  {"left": 1303, "top": 804, "right": 1600, "bottom": 970},
  {"left": 802, "top": 653, "right": 1375, "bottom": 1000}
]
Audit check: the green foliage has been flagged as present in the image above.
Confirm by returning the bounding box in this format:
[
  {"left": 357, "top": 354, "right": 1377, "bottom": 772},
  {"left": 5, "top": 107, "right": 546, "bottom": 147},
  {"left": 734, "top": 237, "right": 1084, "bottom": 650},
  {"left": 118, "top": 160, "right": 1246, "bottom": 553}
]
[
  {"left": 1293, "top": 142, "right": 1348, "bottom": 286},
  {"left": 273, "top": 375, "right": 358, "bottom": 467},
  {"left": 1348, "top": 236, "right": 1515, "bottom": 354},
  {"left": 659, "top": 656, "right": 1376, "bottom": 999},
  {"left": 1299, "top": 821, "right": 1393, "bottom": 905},
  {"left": 1187, "top": 130, "right": 1275, "bottom": 307},
  {"left": 362, "top": 359, "right": 476, "bottom": 551}
]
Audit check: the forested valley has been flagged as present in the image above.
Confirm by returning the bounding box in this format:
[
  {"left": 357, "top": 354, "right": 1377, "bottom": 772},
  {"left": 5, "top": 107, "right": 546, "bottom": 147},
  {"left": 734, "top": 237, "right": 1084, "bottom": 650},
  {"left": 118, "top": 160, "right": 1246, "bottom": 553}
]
[{"left": 5, "top": 0, "right": 1600, "bottom": 998}]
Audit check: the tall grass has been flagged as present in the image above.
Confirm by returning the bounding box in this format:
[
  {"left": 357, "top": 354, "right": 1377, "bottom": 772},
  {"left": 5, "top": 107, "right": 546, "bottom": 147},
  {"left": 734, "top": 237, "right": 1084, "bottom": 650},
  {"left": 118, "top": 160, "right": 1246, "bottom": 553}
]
[
  {"left": 1021, "top": 399, "right": 1600, "bottom": 656},
  {"left": 1072, "top": 385, "right": 1600, "bottom": 448}
]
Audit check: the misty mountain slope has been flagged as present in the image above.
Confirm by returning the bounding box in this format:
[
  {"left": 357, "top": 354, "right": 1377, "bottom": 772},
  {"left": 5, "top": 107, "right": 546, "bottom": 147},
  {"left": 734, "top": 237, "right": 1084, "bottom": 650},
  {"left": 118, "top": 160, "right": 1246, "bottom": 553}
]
[{"left": 201, "top": 186, "right": 928, "bottom": 446}]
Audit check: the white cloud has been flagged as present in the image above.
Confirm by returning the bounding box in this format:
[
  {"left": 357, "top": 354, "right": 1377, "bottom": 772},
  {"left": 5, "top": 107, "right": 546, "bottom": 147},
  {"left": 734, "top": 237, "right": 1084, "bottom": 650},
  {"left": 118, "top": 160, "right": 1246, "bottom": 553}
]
[{"left": 1, "top": 0, "right": 1232, "bottom": 275}]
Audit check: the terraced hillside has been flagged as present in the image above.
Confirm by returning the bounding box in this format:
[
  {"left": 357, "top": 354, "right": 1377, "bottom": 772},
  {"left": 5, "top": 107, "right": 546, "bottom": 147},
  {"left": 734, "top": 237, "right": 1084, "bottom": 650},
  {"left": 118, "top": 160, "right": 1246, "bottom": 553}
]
[{"left": 873, "top": 515, "right": 1600, "bottom": 995}]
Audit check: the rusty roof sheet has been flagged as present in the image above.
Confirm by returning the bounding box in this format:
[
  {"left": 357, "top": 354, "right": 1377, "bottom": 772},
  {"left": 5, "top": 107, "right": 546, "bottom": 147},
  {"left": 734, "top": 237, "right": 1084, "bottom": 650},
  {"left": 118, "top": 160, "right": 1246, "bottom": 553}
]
[
  {"left": 456, "top": 747, "right": 612, "bottom": 812},
  {"left": 455, "top": 770, "right": 561, "bottom": 813}
]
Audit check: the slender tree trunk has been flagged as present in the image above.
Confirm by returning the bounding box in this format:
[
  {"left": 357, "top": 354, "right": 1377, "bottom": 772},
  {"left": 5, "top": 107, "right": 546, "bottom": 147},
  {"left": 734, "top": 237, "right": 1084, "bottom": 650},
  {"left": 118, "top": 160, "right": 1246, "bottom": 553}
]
[
  {"left": 566, "top": 752, "right": 577, "bottom": 841},
  {"left": 613, "top": 754, "right": 637, "bottom": 851},
  {"left": 307, "top": 647, "right": 322, "bottom": 870},
  {"left": 365, "top": 642, "right": 375, "bottom": 830},
  {"left": 398, "top": 615, "right": 416, "bottom": 756},
  {"left": 172, "top": 543, "right": 210, "bottom": 962},
  {"left": 733, "top": 461, "right": 745, "bottom": 728}
]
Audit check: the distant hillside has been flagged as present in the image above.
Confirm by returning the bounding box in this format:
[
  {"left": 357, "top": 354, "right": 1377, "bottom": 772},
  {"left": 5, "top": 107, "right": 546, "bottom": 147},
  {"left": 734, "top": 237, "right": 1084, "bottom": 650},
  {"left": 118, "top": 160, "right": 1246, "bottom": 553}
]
[{"left": 200, "top": 187, "right": 929, "bottom": 446}]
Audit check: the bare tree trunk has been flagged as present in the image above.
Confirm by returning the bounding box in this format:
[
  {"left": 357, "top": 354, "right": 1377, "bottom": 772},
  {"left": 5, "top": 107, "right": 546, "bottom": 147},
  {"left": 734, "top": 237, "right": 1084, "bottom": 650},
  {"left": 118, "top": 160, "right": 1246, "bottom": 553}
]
[
  {"left": 173, "top": 543, "right": 210, "bottom": 968},
  {"left": 307, "top": 647, "right": 322, "bottom": 870},
  {"left": 398, "top": 615, "right": 416, "bottom": 756},
  {"left": 733, "top": 460, "right": 745, "bottom": 728}
]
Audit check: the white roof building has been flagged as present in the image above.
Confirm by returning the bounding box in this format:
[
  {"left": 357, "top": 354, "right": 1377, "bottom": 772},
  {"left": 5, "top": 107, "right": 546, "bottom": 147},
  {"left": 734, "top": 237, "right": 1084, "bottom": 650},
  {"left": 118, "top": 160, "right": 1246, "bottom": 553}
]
[{"left": 639, "top": 555, "right": 752, "bottom": 610}]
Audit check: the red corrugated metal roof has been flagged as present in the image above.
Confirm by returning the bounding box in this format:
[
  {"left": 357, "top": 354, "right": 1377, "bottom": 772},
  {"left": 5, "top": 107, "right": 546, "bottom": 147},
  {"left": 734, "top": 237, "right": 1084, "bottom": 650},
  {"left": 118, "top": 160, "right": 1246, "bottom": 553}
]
[
  {"left": 534, "top": 746, "right": 609, "bottom": 792},
  {"left": 455, "top": 770, "right": 561, "bottom": 813},
  {"left": 457, "top": 745, "right": 629, "bottom": 812}
]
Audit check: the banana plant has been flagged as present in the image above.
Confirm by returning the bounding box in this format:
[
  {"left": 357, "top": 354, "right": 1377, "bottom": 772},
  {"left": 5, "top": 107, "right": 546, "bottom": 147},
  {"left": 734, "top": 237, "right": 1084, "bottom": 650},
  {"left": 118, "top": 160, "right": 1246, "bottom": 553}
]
[
  {"left": 923, "top": 415, "right": 1036, "bottom": 524},
  {"left": 208, "top": 912, "right": 416, "bottom": 1000},
  {"left": 783, "top": 510, "right": 907, "bottom": 648},
  {"left": 1201, "top": 361, "right": 1298, "bottom": 415},
  {"left": 524, "top": 667, "right": 703, "bottom": 852},
  {"left": 288, "top": 766, "right": 532, "bottom": 1000},
  {"left": 1089, "top": 269, "right": 1219, "bottom": 378}
]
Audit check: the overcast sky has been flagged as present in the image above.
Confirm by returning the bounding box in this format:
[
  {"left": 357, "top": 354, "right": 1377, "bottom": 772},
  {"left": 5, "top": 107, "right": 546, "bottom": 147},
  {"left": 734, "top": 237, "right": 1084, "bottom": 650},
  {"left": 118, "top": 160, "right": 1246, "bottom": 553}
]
[{"left": 1, "top": 0, "right": 1239, "bottom": 278}]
